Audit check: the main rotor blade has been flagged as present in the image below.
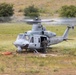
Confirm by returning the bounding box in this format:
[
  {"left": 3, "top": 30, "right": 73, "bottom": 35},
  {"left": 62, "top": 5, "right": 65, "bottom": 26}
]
[
  {"left": 24, "top": 18, "right": 76, "bottom": 25},
  {"left": 47, "top": 18, "right": 76, "bottom": 25},
  {"left": 0, "top": 17, "right": 76, "bottom": 26},
  {"left": 23, "top": 19, "right": 54, "bottom": 23}
]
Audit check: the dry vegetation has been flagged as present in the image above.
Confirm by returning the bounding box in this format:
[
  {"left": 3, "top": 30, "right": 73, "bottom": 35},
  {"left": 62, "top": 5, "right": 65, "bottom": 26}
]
[
  {"left": 0, "top": 0, "right": 76, "bottom": 16},
  {"left": 0, "top": 54, "right": 76, "bottom": 75}
]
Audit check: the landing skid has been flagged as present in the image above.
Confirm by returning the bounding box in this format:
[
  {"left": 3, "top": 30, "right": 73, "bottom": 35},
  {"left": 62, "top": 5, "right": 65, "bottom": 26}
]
[{"left": 34, "top": 49, "right": 39, "bottom": 54}]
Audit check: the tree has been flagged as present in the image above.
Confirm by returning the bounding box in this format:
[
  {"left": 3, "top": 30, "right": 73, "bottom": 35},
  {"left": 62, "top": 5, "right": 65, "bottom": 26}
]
[
  {"left": 59, "top": 5, "right": 76, "bottom": 17},
  {"left": 0, "top": 3, "right": 14, "bottom": 17},
  {"left": 24, "top": 5, "right": 40, "bottom": 18}
]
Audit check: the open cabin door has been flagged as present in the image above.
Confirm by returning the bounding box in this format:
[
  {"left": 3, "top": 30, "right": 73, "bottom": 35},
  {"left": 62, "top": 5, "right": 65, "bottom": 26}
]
[
  {"left": 29, "top": 35, "right": 47, "bottom": 49},
  {"left": 33, "top": 35, "right": 47, "bottom": 48},
  {"left": 40, "top": 36, "right": 47, "bottom": 47}
]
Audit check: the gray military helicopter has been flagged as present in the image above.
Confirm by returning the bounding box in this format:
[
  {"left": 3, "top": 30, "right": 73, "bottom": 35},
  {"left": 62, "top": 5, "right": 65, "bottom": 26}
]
[{"left": 14, "top": 18, "right": 76, "bottom": 53}]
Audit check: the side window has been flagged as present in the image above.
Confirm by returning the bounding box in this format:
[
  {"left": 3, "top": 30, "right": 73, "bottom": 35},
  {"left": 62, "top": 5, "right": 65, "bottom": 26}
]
[
  {"left": 31, "top": 37, "right": 34, "bottom": 43},
  {"left": 38, "top": 38, "right": 40, "bottom": 43}
]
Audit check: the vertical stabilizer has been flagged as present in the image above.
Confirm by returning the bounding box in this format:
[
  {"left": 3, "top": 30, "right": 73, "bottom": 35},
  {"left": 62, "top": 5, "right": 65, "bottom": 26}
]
[{"left": 62, "top": 26, "right": 74, "bottom": 40}]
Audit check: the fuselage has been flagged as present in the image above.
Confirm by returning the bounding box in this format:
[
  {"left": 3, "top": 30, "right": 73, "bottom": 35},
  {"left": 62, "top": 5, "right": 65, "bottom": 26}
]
[{"left": 14, "top": 31, "right": 63, "bottom": 51}]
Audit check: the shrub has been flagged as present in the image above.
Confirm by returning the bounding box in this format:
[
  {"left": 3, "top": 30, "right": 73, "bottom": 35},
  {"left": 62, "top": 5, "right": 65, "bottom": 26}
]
[
  {"left": 59, "top": 5, "right": 76, "bottom": 17},
  {"left": 0, "top": 3, "right": 14, "bottom": 22},
  {"left": 0, "top": 3, "right": 14, "bottom": 17},
  {"left": 24, "top": 5, "right": 40, "bottom": 18}
]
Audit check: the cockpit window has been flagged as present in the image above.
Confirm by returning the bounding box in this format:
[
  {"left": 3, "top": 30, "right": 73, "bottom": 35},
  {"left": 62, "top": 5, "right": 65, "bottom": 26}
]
[
  {"left": 30, "top": 37, "right": 34, "bottom": 43},
  {"left": 17, "top": 34, "right": 30, "bottom": 41},
  {"left": 24, "top": 35, "right": 29, "bottom": 41},
  {"left": 17, "top": 34, "right": 23, "bottom": 39}
]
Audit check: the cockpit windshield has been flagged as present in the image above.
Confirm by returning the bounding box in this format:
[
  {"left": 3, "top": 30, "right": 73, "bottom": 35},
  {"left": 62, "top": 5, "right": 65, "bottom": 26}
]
[
  {"left": 23, "top": 35, "right": 30, "bottom": 41},
  {"left": 17, "top": 34, "right": 24, "bottom": 39},
  {"left": 17, "top": 34, "right": 30, "bottom": 41}
]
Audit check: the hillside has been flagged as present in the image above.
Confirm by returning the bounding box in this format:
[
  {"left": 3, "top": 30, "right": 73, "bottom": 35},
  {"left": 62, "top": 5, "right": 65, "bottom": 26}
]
[{"left": 0, "top": 0, "right": 76, "bottom": 17}]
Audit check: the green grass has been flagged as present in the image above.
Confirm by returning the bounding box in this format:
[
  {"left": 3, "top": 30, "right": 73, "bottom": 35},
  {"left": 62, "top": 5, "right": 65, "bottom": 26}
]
[
  {"left": 0, "top": 23, "right": 31, "bottom": 35},
  {"left": 0, "top": 23, "right": 76, "bottom": 75}
]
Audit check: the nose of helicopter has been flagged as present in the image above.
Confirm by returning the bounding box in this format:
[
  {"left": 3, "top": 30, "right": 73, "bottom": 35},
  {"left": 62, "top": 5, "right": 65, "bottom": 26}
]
[{"left": 14, "top": 39, "right": 29, "bottom": 48}]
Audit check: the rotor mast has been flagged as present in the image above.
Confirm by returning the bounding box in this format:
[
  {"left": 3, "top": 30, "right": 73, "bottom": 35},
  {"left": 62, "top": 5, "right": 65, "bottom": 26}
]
[
  {"left": 32, "top": 23, "right": 42, "bottom": 31},
  {"left": 31, "top": 18, "right": 46, "bottom": 31}
]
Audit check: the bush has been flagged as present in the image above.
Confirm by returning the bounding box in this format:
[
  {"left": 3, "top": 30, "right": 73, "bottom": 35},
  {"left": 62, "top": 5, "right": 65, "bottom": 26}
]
[
  {"left": 24, "top": 5, "right": 40, "bottom": 18},
  {"left": 0, "top": 3, "right": 14, "bottom": 17},
  {"left": 59, "top": 5, "right": 76, "bottom": 17},
  {"left": 0, "top": 3, "right": 14, "bottom": 22}
]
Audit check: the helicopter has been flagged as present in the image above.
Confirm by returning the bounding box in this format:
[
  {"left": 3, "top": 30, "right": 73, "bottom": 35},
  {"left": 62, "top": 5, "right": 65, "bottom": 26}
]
[{"left": 14, "top": 18, "right": 76, "bottom": 53}]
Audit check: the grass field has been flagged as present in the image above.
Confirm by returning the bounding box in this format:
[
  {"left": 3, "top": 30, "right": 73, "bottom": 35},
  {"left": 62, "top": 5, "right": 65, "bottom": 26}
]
[{"left": 0, "top": 23, "right": 76, "bottom": 75}]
